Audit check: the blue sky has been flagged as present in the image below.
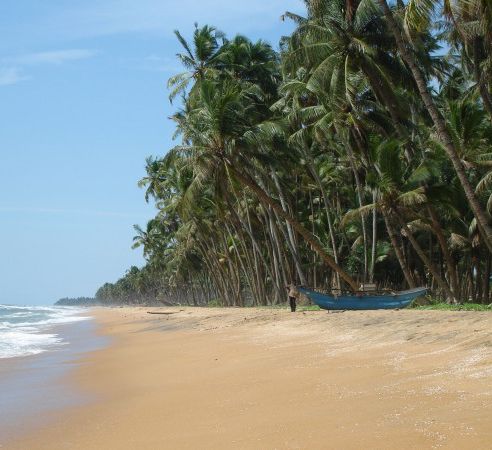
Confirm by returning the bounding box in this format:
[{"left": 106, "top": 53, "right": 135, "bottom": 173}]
[{"left": 0, "top": 0, "right": 303, "bottom": 305}]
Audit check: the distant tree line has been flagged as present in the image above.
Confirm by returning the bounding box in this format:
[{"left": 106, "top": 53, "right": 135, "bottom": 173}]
[
  {"left": 55, "top": 297, "right": 98, "bottom": 306},
  {"left": 93, "top": 266, "right": 210, "bottom": 306}
]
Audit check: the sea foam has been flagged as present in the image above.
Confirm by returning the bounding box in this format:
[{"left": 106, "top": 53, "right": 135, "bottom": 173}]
[{"left": 0, "top": 305, "right": 89, "bottom": 359}]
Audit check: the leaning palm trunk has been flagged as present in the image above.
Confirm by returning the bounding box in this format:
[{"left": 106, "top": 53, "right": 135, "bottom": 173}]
[
  {"left": 246, "top": 209, "right": 282, "bottom": 302},
  {"left": 370, "top": 190, "right": 378, "bottom": 283},
  {"left": 306, "top": 160, "right": 342, "bottom": 290},
  {"left": 270, "top": 170, "right": 308, "bottom": 285},
  {"left": 382, "top": 209, "right": 416, "bottom": 288},
  {"left": 346, "top": 144, "right": 369, "bottom": 281},
  {"left": 427, "top": 206, "right": 460, "bottom": 302},
  {"left": 197, "top": 241, "right": 229, "bottom": 305},
  {"left": 226, "top": 163, "right": 359, "bottom": 292},
  {"left": 225, "top": 222, "right": 257, "bottom": 305},
  {"left": 395, "top": 213, "right": 456, "bottom": 301},
  {"left": 472, "top": 38, "right": 492, "bottom": 120},
  {"left": 378, "top": 0, "right": 492, "bottom": 253},
  {"left": 266, "top": 208, "right": 290, "bottom": 292},
  {"left": 483, "top": 254, "right": 491, "bottom": 303},
  {"left": 227, "top": 187, "right": 285, "bottom": 302}
]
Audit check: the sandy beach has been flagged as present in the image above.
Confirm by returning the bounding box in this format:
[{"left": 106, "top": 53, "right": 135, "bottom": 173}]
[{"left": 6, "top": 307, "right": 492, "bottom": 449}]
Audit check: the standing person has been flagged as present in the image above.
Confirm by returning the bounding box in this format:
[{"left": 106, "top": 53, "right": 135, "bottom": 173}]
[{"left": 287, "top": 284, "right": 299, "bottom": 312}]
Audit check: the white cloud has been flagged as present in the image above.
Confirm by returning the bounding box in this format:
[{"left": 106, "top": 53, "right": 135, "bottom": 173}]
[
  {"left": 0, "top": 49, "right": 97, "bottom": 87},
  {"left": 6, "top": 0, "right": 304, "bottom": 43},
  {"left": 8, "top": 49, "right": 98, "bottom": 66},
  {"left": 0, "top": 206, "right": 144, "bottom": 219},
  {"left": 60, "top": 0, "right": 301, "bottom": 36},
  {"left": 0, "top": 1, "right": 305, "bottom": 86},
  {"left": 0, "top": 68, "right": 28, "bottom": 86}
]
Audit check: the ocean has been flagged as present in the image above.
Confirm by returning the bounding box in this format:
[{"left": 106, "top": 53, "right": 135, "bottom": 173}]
[
  {"left": 0, "top": 305, "right": 105, "bottom": 443},
  {"left": 0, "top": 304, "right": 89, "bottom": 359}
]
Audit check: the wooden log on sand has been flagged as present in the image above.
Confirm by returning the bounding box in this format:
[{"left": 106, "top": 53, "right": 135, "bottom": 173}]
[{"left": 146, "top": 310, "right": 184, "bottom": 315}]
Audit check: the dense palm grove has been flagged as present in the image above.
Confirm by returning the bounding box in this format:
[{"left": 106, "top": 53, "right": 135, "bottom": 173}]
[{"left": 96, "top": 0, "right": 492, "bottom": 306}]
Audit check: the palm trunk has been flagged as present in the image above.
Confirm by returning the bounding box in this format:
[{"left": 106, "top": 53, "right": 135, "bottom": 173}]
[
  {"left": 470, "top": 260, "right": 477, "bottom": 303},
  {"left": 378, "top": 0, "right": 492, "bottom": 253},
  {"left": 370, "top": 190, "right": 377, "bottom": 283},
  {"left": 227, "top": 194, "right": 284, "bottom": 302},
  {"left": 307, "top": 160, "right": 341, "bottom": 290},
  {"left": 309, "top": 190, "right": 317, "bottom": 288},
  {"left": 483, "top": 253, "right": 491, "bottom": 304},
  {"left": 427, "top": 206, "right": 459, "bottom": 301},
  {"left": 395, "top": 214, "right": 455, "bottom": 301},
  {"left": 267, "top": 209, "right": 290, "bottom": 293},
  {"left": 382, "top": 209, "right": 416, "bottom": 288},
  {"left": 472, "top": 37, "right": 492, "bottom": 121},
  {"left": 270, "top": 170, "right": 307, "bottom": 285},
  {"left": 226, "top": 163, "right": 359, "bottom": 292},
  {"left": 346, "top": 144, "right": 369, "bottom": 281},
  {"left": 244, "top": 206, "right": 273, "bottom": 304},
  {"left": 225, "top": 222, "right": 256, "bottom": 306},
  {"left": 197, "top": 241, "right": 228, "bottom": 305}
]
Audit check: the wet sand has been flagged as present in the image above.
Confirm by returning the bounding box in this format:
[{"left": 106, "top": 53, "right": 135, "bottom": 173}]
[
  {"left": 6, "top": 307, "right": 492, "bottom": 449},
  {"left": 0, "top": 319, "right": 106, "bottom": 443}
]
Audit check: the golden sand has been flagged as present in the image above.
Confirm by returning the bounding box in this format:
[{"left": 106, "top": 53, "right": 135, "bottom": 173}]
[{"left": 7, "top": 307, "right": 492, "bottom": 449}]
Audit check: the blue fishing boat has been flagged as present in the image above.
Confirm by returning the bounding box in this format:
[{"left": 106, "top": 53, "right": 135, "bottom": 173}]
[{"left": 297, "top": 287, "right": 427, "bottom": 310}]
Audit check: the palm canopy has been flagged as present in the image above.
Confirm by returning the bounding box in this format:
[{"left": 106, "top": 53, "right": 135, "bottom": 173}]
[
  {"left": 167, "top": 24, "right": 225, "bottom": 102},
  {"left": 96, "top": 6, "right": 492, "bottom": 306}
]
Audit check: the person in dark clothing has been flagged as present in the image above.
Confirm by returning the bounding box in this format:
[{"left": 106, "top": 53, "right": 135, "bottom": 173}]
[{"left": 287, "top": 284, "right": 299, "bottom": 312}]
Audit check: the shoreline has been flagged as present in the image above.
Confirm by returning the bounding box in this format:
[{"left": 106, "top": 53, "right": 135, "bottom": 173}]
[
  {"left": 0, "top": 316, "right": 107, "bottom": 444},
  {"left": 5, "top": 306, "right": 492, "bottom": 449}
]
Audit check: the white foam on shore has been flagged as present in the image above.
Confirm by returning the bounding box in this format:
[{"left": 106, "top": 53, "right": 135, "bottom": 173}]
[{"left": 0, "top": 305, "right": 90, "bottom": 359}]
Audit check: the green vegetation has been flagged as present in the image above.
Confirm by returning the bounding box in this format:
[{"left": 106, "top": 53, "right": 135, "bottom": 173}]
[
  {"left": 55, "top": 297, "right": 97, "bottom": 306},
  {"left": 297, "top": 305, "right": 323, "bottom": 312},
  {"left": 412, "top": 302, "right": 492, "bottom": 311},
  {"left": 95, "top": 0, "right": 492, "bottom": 308}
]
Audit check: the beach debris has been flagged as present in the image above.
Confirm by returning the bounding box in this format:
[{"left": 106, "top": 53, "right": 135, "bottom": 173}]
[{"left": 146, "top": 310, "right": 184, "bottom": 315}]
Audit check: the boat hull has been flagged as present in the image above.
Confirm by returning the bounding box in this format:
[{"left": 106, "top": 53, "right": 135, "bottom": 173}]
[{"left": 298, "top": 287, "right": 427, "bottom": 310}]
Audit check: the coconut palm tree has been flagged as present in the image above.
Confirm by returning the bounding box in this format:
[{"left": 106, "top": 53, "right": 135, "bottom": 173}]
[
  {"left": 167, "top": 24, "right": 225, "bottom": 103},
  {"left": 377, "top": 0, "right": 492, "bottom": 253},
  {"left": 170, "top": 77, "right": 359, "bottom": 291},
  {"left": 95, "top": 16, "right": 492, "bottom": 307}
]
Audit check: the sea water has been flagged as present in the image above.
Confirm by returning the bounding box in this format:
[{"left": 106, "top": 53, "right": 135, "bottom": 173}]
[
  {"left": 0, "top": 305, "right": 103, "bottom": 443},
  {"left": 0, "top": 304, "right": 89, "bottom": 359}
]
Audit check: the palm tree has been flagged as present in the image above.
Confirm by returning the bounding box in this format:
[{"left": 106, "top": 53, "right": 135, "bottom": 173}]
[
  {"left": 415, "top": 0, "right": 492, "bottom": 118},
  {"left": 377, "top": 0, "right": 492, "bottom": 253},
  {"left": 216, "top": 35, "right": 280, "bottom": 99},
  {"left": 344, "top": 138, "right": 456, "bottom": 300},
  {"left": 171, "top": 77, "right": 359, "bottom": 291},
  {"left": 283, "top": 0, "right": 419, "bottom": 148},
  {"left": 167, "top": 24, "right": 225, "bottom": 102},
  {"left": 96, "top": 17, "right": 492, "bottom": 307}
]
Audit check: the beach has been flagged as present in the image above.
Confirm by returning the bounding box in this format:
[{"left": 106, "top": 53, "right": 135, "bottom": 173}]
[
  {"left": 0, "top": 307, "right": 106, "bottom": 443},
  {"left": 5, "top": 307, "right": 492, "bottom": 449}
]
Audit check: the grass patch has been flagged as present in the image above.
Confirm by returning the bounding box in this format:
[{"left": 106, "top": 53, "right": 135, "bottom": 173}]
[
  {"left": 298, "top": 305, "right": 322, "bottom": 311},
  {"left": 254, "top": 304, "right": 322, "bottom": 311},
  {"left": 204, "top": 303, "right": 323, "bottom": 311},
  {"left": 411, "top": 302, "right": 491, "bottom": 311}
]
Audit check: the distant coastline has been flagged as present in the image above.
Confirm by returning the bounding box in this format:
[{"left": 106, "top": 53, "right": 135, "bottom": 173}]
[
  {"left": 54, "top": 296, "right": 164, "bottom": 307},
  {"left": 54, "top": 297, "right": 98, "bottom": 306}
]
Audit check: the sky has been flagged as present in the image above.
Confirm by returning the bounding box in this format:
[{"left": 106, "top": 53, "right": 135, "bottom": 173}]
[{"left": 0, "top": 0, "right": 304, "bottom": 305}]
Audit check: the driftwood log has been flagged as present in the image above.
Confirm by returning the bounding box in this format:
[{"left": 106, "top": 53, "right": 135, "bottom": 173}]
[{"left": 146, "top": 310, "right": 184, "bottom": 315}]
